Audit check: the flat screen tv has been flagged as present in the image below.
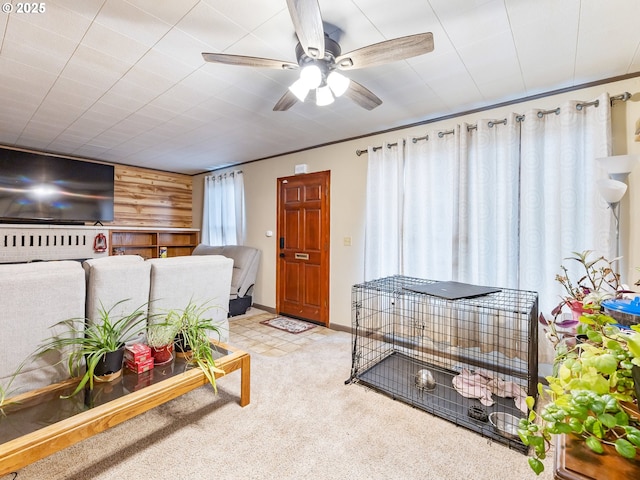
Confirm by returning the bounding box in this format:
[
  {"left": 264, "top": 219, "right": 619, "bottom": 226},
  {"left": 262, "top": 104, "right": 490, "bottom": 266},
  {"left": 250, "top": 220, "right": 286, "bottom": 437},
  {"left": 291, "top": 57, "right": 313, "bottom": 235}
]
[{"left": 0, "top": 147, "right": 115, "bottom": 224}]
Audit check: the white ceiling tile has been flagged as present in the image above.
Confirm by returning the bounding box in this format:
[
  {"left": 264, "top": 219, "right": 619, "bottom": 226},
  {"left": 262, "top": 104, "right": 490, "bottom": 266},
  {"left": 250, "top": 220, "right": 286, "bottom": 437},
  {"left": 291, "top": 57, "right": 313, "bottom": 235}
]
[
  {"left": 3, "top": 16, "right": 79, "bottom": 72},
  {"left": 1, "top": 37, "right": 70, "bottom": 76},
  {"left": 177, "top": 70, "right": 233, "bottom": 97},
  {"left": 151, "top": 85, "right": 207, "bottom": 114},
  {"left": 203, "top": 0, "right": 284, "bottom": 32},
  {"left": 61, "top": 44, "right": 131, "bottom": 89},
  {"left": 0, "top": 9, "right": 7, "bottom": 39},
  {"left": 30, "top": 100, "right": 86, "bottom": 126},
  {"left": 352, "top": 0, "right": 438, "bottom": 40},
  {"left": 46, "top": 76, "right": 105, "bottom": 109},
  {"left": 429, "top": 0, "right": 509, "bottom": 48},
  {"left": 133, "top": 50, "right": 195, "bottom": 83},
  {"left": 0, "top": 133, "right": 22, "bottom": 145},
  {"left": 81, "top": 22, "right": 149, "bottom": 64},
  {"left": 248, "top": 8, "right": 299, "bottom": 57},
  {"left": 0, "top": 56, "right": 59, "bottom": 94},
  {"left": 94, "top": 0, "right": 173, "bottom": 48},
  {"left": 574, "top": 1, "right": 640, "bottom": 78},
  {"left": 49, "top": 0, "right": 105, "bottom": 20},
  {"left": 98, "top": 90, "right": 149, "bottom": 112},
  {"left": 107, "top": 76, "right": 166, "bottom": 104},
  {"left": 124, "top": 0, "right": 200, "bottom": 25},
  {"left": 11, "top": 1, "right": 93, "bottom": 42},
  {"left": 176, "top": 2, "right": 248, "bottom": 52},
  {"left": 153, "top": 28, "right": 212, "bottom": 68},
  {"left": 457, "top": 30, "right": 522, "bottom": 88}
]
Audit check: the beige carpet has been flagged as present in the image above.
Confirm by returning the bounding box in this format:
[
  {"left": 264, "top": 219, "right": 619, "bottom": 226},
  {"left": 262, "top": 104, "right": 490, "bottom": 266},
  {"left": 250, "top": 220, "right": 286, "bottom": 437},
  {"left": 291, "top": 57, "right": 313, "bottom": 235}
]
[{"left": 2, "top": 317, "right": 553, "bottom": 480}]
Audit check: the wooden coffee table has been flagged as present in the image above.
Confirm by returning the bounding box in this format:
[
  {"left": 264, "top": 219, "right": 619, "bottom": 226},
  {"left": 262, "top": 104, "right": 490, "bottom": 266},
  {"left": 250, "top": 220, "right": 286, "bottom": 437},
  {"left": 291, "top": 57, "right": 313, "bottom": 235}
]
[{"left": 0, "top": 341, "right": 249, "bottom": 476}]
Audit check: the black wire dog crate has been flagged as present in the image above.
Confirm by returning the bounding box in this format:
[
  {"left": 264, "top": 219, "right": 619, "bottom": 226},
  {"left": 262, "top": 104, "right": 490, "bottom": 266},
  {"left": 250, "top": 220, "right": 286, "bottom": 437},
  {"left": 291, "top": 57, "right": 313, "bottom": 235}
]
[{"left": 348, "top": 275, "right": 538, "bottom": 453}]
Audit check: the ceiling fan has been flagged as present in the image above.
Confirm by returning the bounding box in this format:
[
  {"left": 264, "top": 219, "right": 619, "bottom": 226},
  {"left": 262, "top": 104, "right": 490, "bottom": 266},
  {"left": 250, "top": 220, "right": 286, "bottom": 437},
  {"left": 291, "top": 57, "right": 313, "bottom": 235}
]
[{"left": 202, "top": 0, "right": 434, "bottom": 111}]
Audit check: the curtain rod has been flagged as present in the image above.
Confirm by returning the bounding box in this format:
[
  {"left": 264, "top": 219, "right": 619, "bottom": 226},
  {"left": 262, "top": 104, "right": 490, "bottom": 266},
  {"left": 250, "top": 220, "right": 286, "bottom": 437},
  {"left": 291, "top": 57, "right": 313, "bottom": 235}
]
[{"left": 356, "top": 91, "right": 631, "bottom": 155}]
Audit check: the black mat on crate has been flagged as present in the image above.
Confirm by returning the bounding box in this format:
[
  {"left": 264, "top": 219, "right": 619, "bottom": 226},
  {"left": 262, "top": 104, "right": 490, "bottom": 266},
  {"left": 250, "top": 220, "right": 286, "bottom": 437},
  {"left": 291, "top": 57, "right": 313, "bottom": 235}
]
[
  {"left": 356, "top": 351, "right": 528, "bottom": 454},
  {"left": 402, "top": 281, "right": 501, "bottom": 300}
]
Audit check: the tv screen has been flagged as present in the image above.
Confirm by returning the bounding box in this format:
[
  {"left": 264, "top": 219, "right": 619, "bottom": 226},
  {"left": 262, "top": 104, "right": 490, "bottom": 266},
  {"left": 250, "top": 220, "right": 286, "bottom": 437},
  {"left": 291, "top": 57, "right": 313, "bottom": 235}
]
[{"left": 0, "top": 148, "right": 115, "bottom": 223}]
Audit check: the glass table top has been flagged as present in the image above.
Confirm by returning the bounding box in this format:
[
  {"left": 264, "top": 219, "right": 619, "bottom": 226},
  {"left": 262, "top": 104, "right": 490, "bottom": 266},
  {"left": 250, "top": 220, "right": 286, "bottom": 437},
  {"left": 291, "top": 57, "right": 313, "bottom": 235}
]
[{"left": 0, "top": 343, "right": 232, "bottom": 445}]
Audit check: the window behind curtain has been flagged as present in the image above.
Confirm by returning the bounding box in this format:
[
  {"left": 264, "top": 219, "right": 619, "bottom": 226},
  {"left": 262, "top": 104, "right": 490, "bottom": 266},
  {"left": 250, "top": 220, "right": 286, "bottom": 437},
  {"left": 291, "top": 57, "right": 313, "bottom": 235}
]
[{"left": 202, "top": 170, "right": 245, "bottom": 246}]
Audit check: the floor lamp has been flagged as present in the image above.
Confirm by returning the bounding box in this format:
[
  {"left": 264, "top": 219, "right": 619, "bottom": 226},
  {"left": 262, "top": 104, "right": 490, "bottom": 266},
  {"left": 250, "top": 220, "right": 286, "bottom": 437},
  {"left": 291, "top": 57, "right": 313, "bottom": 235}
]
[
  {"left": 596, "top": 154, "right": 639, "bottom": 263},
  {"left": 596, "top": 178, "right": 627, "bottom": 257}
]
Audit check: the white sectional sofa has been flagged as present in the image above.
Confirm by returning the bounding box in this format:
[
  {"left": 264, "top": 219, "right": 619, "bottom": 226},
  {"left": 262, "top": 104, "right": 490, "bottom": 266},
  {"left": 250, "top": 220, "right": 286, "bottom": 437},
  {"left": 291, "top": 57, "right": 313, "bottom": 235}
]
[
  {"left": 0, "top": 261, "right": 86, "bottom": 395},
  {"left": 0, "top": 254, "right": 233, "bottom": 396}
]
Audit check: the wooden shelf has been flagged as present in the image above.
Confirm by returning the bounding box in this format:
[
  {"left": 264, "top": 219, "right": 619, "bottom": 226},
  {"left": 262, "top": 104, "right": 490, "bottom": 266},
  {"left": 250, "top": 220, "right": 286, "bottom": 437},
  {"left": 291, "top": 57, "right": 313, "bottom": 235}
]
[{"left": 109, "top": 229, "right": 199, "bottom": 259}]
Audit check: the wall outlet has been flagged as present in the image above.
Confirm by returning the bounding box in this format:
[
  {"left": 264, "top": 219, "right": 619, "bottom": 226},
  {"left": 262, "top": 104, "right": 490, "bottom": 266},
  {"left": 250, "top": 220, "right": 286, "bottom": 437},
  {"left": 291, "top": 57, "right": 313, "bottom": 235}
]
[{"left": 343, "top": 236, "right": 352, "bottom": 246}]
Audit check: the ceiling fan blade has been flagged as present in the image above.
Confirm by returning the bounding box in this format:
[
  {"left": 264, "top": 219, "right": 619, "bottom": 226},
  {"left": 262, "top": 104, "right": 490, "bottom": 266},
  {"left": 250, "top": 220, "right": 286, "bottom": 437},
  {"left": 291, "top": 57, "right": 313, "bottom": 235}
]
[
  {"left": 336, "top": 32, "right": 434, "bottom": 70},
  {"left": 202, "top": 52, "right": 298, "bottom": 70},
  {"left": 343, "top": 81, "right": 382, "bottom": 110},
  {"left": 273, "top": 89, "right": 299, "bottom": 111},
  {"left": 286, "top": 0, "right": 325, "bottom": 59}
]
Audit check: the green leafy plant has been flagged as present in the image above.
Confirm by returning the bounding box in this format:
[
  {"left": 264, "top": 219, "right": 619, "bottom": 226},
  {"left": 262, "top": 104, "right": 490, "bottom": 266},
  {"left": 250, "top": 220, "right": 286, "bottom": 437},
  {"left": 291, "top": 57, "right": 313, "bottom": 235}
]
[
  {"left": 173, "top": 300, "right": 226, "bottom": 393},
  {"left": 37, "top": 299, "right": 148, "bottom": 397},
  {"left": 519, "top": 313, "right": 640, "bottom": 475}
]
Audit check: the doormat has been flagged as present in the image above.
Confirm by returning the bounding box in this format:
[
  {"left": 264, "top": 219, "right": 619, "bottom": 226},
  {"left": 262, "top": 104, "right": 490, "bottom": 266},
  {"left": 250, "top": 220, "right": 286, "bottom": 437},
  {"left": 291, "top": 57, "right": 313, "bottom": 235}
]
[{"left": 260, "top": 316, "right": 317, "bottom": 334}]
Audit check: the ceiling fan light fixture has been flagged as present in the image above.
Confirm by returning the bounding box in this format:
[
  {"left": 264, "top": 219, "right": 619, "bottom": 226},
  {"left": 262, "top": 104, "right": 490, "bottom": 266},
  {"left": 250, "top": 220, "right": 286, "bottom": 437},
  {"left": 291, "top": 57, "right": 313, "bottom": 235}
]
[
  {"left": 327, "top": 71, "right": 350, "bottom": 97},
  {"left": 316, "top": 85, "right": 334, "bottom": 106},
  {"left": 289, "top": 78, "right": 310, "bottom": 102},
  {"left": 299, "top": 64, "right": 322, "bottom": 89}
]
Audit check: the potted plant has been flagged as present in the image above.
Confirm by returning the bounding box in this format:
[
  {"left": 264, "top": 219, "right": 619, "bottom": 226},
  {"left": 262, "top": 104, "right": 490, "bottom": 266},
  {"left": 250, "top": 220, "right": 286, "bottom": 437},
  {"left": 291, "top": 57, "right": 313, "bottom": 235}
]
[
  {"left": 551, "top": 251, "right": 625, "bottom": 322},
  {"left": 173, "top": 300, "right": 226, "bottom": 393},
  {"left": 146, "top": 318, "right": 180, "bottom": 365},
  {"left": 520, "top": 312, "right": 640, "bottom": 475},
  {"left": 37, "top": 299, "right": 148, "bottom": 398}
]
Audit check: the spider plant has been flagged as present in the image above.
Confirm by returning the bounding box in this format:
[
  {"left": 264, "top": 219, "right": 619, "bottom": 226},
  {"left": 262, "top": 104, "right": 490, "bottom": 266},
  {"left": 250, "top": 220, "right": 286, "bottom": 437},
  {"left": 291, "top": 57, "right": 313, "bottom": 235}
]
[
  {"left": 0, "top": 358, "right": 27, "bottom": 414},
  {"left": 174, "top": 300, "right": 226, "bottom": 393},
  {"left": 37, "top": 299, "right": 148, "bottom": 398}
]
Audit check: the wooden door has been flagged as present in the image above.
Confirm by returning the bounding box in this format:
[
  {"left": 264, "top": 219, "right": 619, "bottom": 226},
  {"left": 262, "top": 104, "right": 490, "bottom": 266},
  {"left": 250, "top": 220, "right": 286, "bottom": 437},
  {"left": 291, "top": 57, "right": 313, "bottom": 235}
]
[{"left": 276, "top": 170, "right": 330, "bottom": 326}]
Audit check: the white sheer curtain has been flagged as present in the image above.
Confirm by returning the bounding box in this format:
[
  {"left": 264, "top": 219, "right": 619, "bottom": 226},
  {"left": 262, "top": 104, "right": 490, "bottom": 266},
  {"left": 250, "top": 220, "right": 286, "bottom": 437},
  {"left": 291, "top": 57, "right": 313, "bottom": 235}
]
[
  {"left": 202, "top": 170, "right": 245, "bottom": 246},
  {"left": 519, "top": 94, "right": 612, "bottom": 314},
  {"left": 457, "top": 114, "right": 521, "bottom": 288},
  {"left": 364, "top": 141, "right": 404, "bottom": 280},
  {"left": 403, "top": 129, "right": 458, "bottom": 281},
  {"left": 364, "top": 94, "right": 613, "bottom": 315}
]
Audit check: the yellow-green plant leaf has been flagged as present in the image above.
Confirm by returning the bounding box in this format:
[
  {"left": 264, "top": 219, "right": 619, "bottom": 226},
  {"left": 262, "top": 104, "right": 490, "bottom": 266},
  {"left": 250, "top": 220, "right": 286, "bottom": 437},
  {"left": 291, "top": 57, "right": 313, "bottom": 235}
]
[
  {"left": 614, "top": 439, "right": 637, "bottom": 459},
  {"left": 526, "top": 395, "right": 535, "bottom": 411},
  {"left": 592, "top": 421, "right": 605, "bottom": 439},
  {"left": 627, "top": 334, "right": 640, "bottom": 358},
  {"left": 585, "top": 436, "right": 604, "bottom": 453},
  {"left": 558, "top": 363, "right": 572, "bottom": 381},
  {"left": 528, "top": 457, "right": 545, "bottom": 475},
  {"left": 580, "top": 372, "right": 610, "bottom": 395},
  {"left": 594, "top": 354, "right": 618, "bottom": 375}
]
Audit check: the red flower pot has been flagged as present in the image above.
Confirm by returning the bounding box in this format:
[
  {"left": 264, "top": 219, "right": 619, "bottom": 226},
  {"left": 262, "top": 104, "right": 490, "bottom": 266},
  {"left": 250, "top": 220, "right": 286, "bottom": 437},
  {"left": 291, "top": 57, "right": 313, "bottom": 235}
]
[{"left": 151, "top": 344, "right": 174, "bottom": 365}]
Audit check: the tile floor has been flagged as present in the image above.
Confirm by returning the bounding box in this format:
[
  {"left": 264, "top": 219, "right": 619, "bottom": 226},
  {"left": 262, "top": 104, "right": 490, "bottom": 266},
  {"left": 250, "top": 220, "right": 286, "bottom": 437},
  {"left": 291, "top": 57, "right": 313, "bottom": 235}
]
[{"left": 228, "top": 308, "right": 340, "bottom": 357}]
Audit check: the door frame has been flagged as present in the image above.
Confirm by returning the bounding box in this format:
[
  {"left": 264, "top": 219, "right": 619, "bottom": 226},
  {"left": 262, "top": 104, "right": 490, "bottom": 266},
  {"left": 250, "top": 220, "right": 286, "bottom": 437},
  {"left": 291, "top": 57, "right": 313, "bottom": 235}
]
[{"left": 275, "top": 170, "right": 331, "bottom": 326}]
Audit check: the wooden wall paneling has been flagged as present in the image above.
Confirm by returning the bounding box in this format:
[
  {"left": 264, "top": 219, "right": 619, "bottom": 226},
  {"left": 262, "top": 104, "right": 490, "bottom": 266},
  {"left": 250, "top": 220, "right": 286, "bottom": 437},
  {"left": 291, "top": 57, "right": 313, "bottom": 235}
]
[{"left": 111, "top": 165, "right": 193, "bottom": 228}]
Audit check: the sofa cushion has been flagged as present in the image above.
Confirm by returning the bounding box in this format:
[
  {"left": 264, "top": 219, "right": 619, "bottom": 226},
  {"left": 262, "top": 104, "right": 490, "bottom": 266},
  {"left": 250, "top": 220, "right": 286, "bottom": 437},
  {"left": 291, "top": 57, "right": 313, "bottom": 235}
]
[
  {"left": 147, "top": 256, "right": 233, "bottom": 343},
  {"left": 0, "top": 261, "right": 85, "bottom": 394},
  {"left": 83, "top": 255, "right": 151, "bottom": 325}
]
